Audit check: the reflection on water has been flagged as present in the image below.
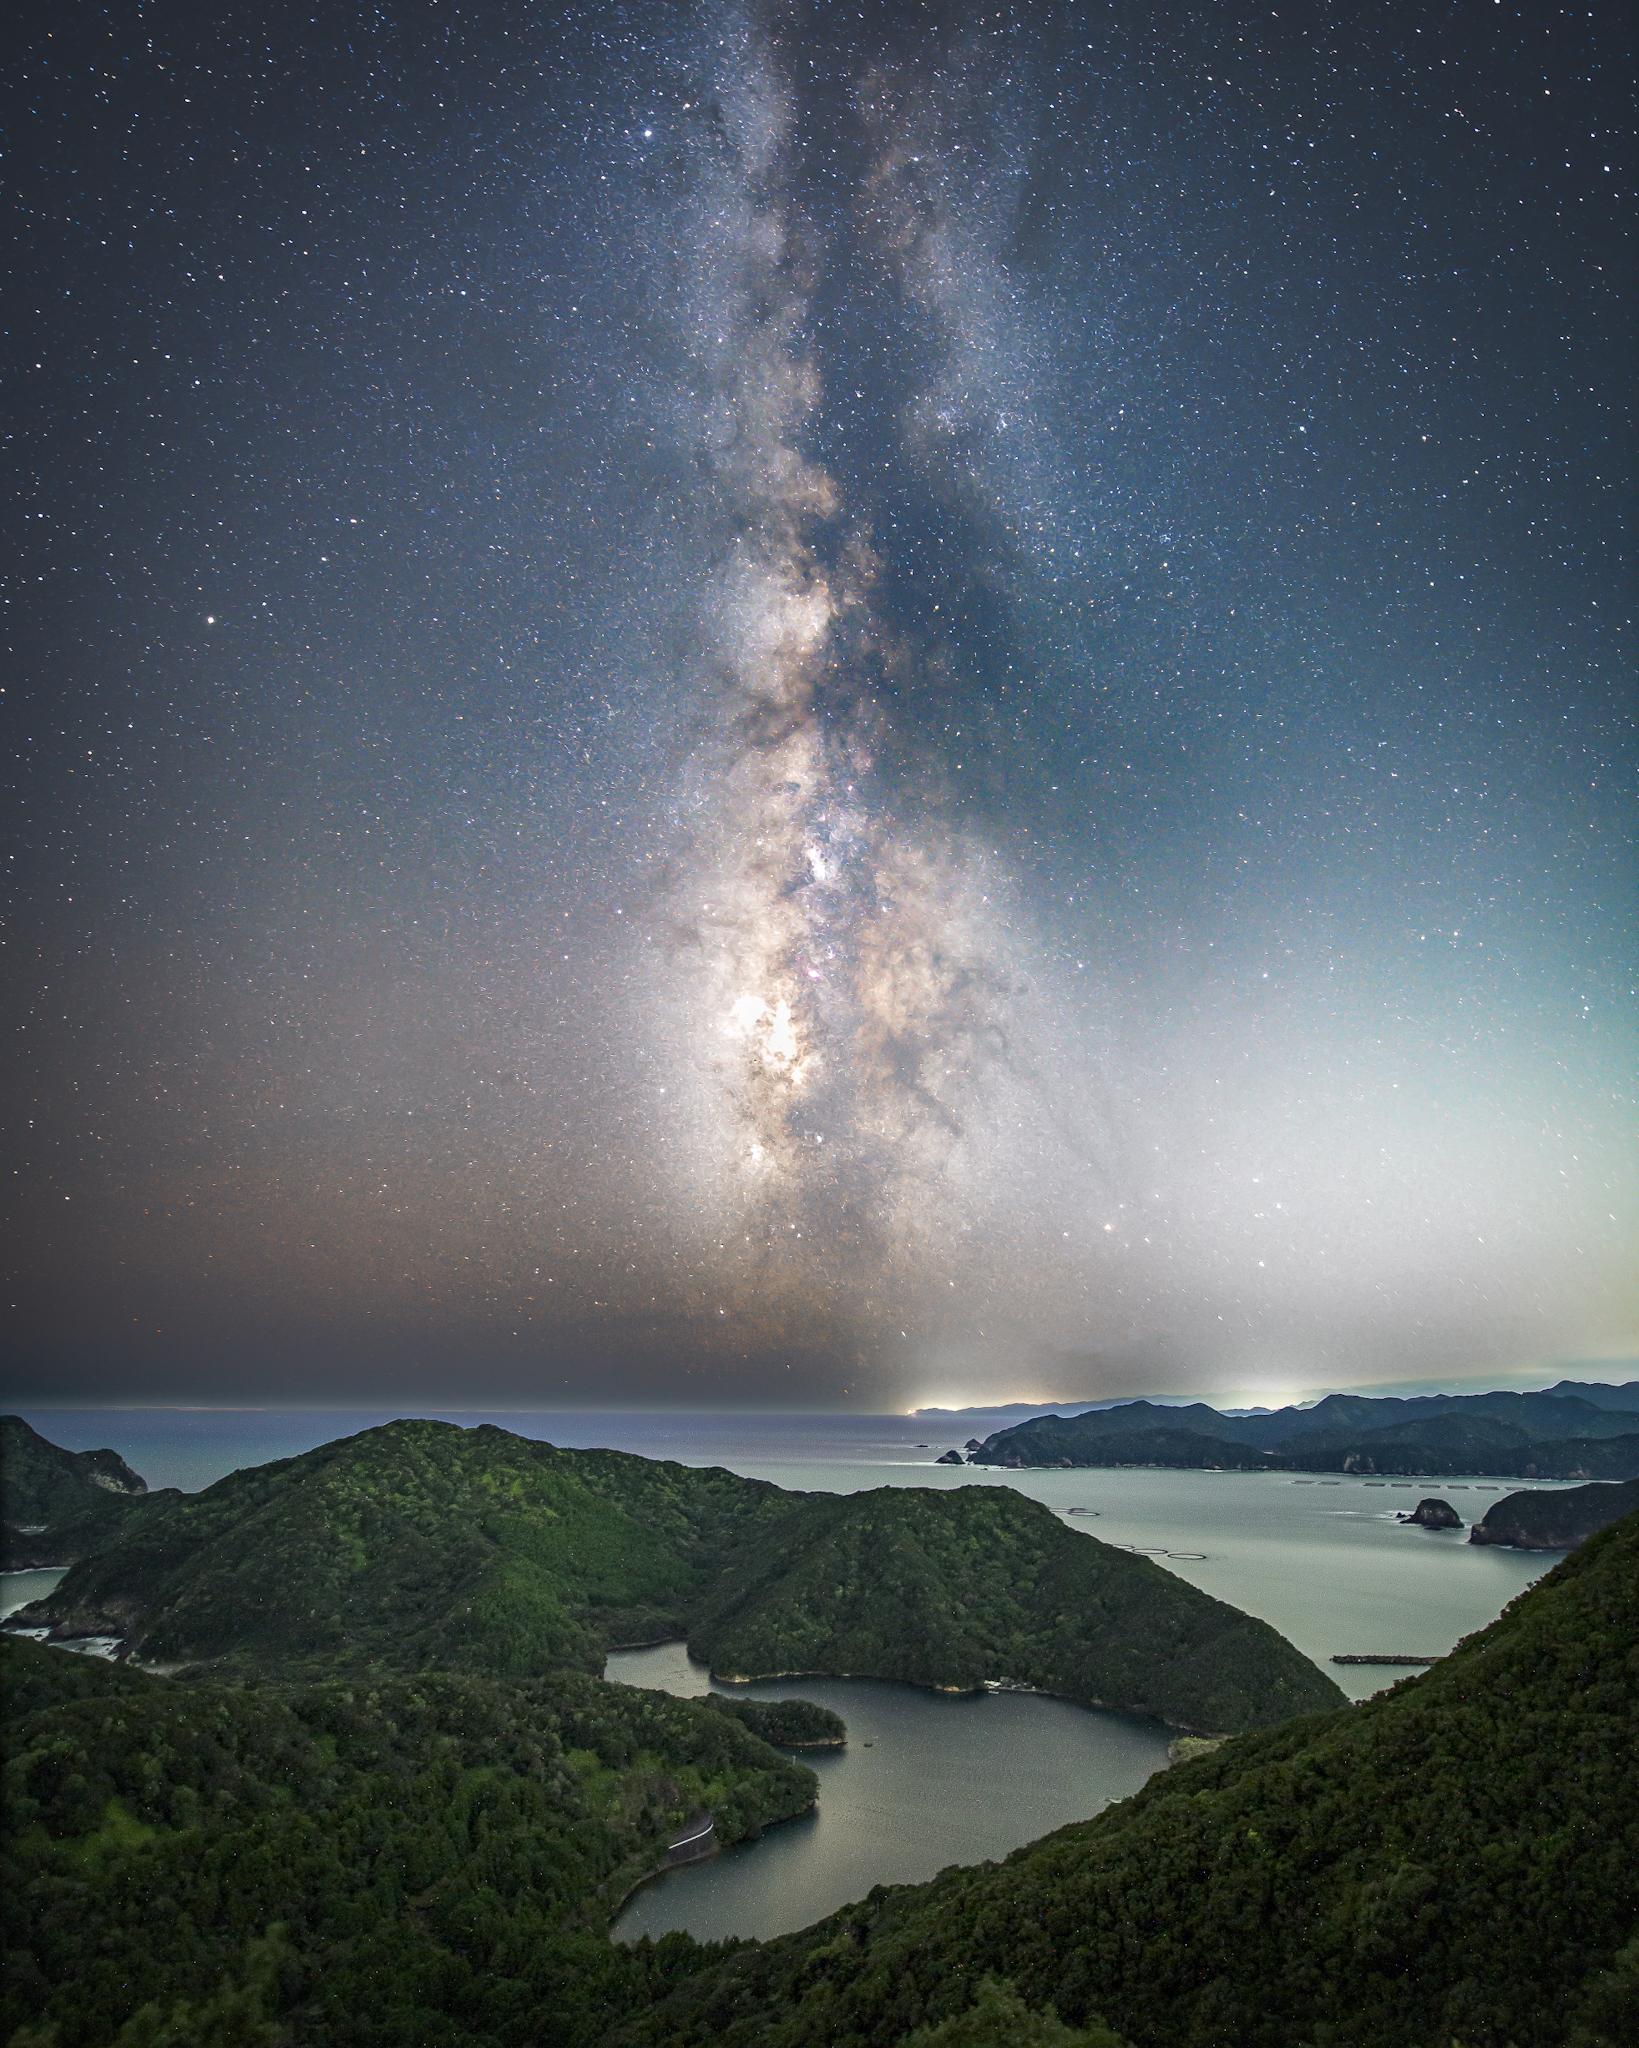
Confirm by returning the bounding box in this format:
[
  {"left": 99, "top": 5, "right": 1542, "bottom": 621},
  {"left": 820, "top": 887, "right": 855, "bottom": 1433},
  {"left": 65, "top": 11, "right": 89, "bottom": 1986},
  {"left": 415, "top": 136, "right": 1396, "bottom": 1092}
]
[{"left": 607, "top": 1643, "right": 1172, "bottom": 1944}]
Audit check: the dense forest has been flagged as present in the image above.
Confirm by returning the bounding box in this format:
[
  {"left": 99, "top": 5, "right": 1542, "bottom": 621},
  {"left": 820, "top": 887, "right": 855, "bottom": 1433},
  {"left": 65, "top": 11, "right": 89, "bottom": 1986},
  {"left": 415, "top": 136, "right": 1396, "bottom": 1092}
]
[
  {"left": 704, "top": 1693, "right": 848, "bottom": 1748},
  {"left": 7, "top": 1508, "right": 1636, "bottom": 2045},
  {"left": 12, "top": 1419, "right": 1339, "bottom": 1734},
  {"left": 1, "top": 1640, "right": 813, "bottom": 2048},
  {"left": 617, "top": 1510, "right": 1639, "bottom": 2047},
  {"left": 5, "top": 1413, "right": 1637, "bottom": 2045},
  {"left": 686, "top": 1486, "right": 1338, "bottom": 1730}
]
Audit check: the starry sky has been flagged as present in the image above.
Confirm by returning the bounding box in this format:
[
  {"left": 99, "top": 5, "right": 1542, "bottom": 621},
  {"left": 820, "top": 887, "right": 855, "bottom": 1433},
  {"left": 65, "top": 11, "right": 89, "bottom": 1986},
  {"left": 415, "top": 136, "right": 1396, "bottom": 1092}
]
[{"left": 4, "top": 0, "right": 1633, "bottom": 1411}]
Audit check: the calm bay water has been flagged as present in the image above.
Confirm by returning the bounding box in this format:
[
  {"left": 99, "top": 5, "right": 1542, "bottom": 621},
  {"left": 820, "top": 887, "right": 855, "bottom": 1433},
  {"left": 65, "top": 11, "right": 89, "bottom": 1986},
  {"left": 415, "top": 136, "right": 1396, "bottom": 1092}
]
[
  {"left": 8, "top": 1403, "right": 1563, "bottom": 1939},
  {"left": 605, "top": 1643, "right": 1172, "bottom": 1944},
  {"left": 11, "top": 1405, "right": 1555, "bottom": 1696}
]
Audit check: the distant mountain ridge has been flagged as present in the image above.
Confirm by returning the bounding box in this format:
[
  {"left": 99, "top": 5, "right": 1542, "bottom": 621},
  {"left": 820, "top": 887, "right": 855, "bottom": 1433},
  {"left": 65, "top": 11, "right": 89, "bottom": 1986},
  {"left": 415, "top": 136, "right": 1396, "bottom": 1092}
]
[
  {"left": 1543, "top": 1377, "right": 1639, "bottom": 1408},
  {"left": 921, "top": 1378, "right": 1639, "bottom": 1428},
  {"left": 974, "top": 1380, "right": 1639, "bottom": 1476},
  {"left": 913, "top": 1396, "right": 1219, "bottom": 1421}
]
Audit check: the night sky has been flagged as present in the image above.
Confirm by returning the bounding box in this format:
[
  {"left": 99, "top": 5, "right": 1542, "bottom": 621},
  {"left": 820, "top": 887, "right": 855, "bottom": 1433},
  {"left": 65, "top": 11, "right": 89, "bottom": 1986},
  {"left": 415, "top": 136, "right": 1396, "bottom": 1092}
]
[{"left": 5, "top": 0, "right": 1633, "bottom": 1410}]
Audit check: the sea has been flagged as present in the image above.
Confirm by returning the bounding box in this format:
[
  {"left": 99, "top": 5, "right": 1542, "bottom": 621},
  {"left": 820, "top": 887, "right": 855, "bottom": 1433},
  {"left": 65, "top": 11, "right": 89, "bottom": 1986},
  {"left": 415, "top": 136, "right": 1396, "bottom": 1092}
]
[{"left": 4, "top": 1403, "right": 1563, "bottom": 1943}]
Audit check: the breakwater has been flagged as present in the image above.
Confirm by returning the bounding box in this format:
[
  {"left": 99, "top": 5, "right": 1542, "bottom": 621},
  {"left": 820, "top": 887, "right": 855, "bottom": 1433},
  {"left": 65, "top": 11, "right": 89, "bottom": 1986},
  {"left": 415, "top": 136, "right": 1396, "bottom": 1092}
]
[{"left": 1330, "top": 1653, "right": 1438, "bottom": 1667}]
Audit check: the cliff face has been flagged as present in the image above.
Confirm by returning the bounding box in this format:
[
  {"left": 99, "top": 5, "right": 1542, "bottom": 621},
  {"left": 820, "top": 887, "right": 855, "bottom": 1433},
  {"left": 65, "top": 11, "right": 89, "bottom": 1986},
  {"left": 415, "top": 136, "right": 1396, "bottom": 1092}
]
[
  {"left": 1469, "top": 1477, "right": 1639, "bottom": 1551},
  {"left": 1, "top": 1416, "right": 147, "bottom": 1523},
  {"left": 0, "top": 1416, "right": 152, "bottom": 1569}
]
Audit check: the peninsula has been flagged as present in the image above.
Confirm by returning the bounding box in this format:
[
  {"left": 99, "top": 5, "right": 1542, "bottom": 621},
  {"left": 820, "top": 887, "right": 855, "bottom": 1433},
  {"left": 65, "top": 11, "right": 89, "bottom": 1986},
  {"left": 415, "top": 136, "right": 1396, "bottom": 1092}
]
[{"left": 9, "top": 1417, "right": 1340, "bottom": 1736}]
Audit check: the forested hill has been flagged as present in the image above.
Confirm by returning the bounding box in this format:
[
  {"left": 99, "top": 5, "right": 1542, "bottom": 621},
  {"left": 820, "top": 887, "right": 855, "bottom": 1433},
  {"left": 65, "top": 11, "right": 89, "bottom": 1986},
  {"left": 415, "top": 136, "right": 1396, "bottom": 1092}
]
[
  {"left": 0, "top": 1415, "right": 148, "bottom": 1520},
  {"left": 10, "top": 1419, "right": 1340, "bottom": 1734},
  {"left": 6, "top": 1431, "right": 1635, "bottom": 2046},
  {"left": 13, "top": 1419, "right": 798, "bottom": 1680},
  {"left": 689, "top": 1486, "right": 1339, "bottom": 1732},
  {"left": 0, "top": 1637, "right": 815, "bottom": 2048},
  {"left": 0, "top": 1414, "right": 155, "bottom": 1568},
  {"left": 1470, "top": 1476, "right": 1639, "bottom": 1550},
  {"left": 619, "top": 1508, "right": 1639, "bottom": 2048}
]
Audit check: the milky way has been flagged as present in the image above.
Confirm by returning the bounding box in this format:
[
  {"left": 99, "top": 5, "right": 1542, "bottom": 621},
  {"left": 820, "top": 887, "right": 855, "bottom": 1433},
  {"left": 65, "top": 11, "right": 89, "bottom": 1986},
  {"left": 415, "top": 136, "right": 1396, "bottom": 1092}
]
[
  {"left": 652, "top": 15, "right": 1027, "bottom": 1330},
  {"left": 3, "top": 0, "right": 1633, "bottom": 1406}
]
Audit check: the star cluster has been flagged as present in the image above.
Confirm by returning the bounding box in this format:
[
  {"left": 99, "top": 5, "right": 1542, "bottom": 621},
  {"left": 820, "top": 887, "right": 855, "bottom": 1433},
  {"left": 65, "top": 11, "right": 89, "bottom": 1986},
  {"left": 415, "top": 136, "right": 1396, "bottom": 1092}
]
[{"left": 3, "top": 0, "right": 1633, "bottom": 1406}]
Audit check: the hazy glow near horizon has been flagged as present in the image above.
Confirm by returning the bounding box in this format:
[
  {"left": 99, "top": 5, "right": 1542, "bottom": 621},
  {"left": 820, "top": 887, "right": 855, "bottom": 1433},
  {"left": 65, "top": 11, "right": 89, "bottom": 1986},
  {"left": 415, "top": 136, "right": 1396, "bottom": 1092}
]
[{"left": 5, "top": 1, "right": 1633, "bottom": 1408}]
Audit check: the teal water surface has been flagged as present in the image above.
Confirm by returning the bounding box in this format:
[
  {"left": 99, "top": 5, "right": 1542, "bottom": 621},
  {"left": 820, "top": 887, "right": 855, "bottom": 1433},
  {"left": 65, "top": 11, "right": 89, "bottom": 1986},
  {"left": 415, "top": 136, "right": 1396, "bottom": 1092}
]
[
  {"left": 12, "top": 1406, "right": 1555, "bottom": 1699},
  {"left": 607, "top": 1643, "right": 1173, "bottom": 1945},
  {"left": 4, "top": 1408, "right": 1569, "bottom": 1945}
]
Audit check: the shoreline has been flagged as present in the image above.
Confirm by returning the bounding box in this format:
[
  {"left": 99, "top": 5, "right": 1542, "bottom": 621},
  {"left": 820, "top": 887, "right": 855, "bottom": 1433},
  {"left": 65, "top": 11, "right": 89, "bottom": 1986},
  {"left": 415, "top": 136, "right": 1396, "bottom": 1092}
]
[
  {"left": 701, "top": 1662, "right": 1219, "bottom": 1737},
  {"left": 604, "top": 1795, "right": 818, "bottom": 1929}
]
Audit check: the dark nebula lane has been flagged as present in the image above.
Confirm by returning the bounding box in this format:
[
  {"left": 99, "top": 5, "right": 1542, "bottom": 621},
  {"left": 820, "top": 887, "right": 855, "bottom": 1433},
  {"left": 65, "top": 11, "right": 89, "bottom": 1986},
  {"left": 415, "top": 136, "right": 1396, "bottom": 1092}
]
[{"left": 3, "top": 0, "right": 1633, "bottom": 1407}]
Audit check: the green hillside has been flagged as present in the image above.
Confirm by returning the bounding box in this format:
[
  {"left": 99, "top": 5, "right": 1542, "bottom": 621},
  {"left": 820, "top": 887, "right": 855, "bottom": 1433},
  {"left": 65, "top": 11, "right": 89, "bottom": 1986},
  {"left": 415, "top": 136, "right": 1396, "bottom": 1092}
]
[
  {"left": 621, "top": 1510, "right": 1639, "bottom": 2048},
  {"left": 15, "top": 1420, "right": 1340, "bottom": 1734},
  {"left": 691, "top": 1487, "right": 1341, "bottom": 1732},
  {"left": 6, "top": 1427, "right": 1636, "bottom": 2048},
  {"left": 18, "top": 1419, "right": 795, "bottom": 1679},
  {"left": 0, "top": 1415, "right": 148, "bottom": 1522},
  {"left": 705, "top": 1692, "right": 848, "bottom": 1748},
  {"left": 0, "top": 1414, "right": 155, "bottom": 1568},
  {"left": 0, "top": 1637, "right": 812, "bottom": 2048}
]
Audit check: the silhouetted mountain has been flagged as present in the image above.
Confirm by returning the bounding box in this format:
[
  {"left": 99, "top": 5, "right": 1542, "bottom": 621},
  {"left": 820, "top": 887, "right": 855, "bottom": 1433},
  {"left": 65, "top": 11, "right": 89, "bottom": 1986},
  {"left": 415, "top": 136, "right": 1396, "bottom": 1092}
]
[
  {"left": 1541, "top": 1378, "right": 1639, "bottom": 1411},
  {"left": 976, "top": 1381, "right": 1639, "bottom": 1474},
  {"left": 1284, "top": 1427, "right": 1639, "bottom": 1480},
  {"left": 979, "top": 1422, "right": 1270, "bottom": 1470}
]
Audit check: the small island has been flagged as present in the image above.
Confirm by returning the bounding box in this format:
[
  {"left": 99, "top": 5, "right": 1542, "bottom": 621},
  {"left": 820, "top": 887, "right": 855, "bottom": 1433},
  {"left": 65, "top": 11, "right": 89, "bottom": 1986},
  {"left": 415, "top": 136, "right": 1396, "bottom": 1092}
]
[{"left": 1397, "top": 1498, "right": 1462, "bottom": 1530}]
